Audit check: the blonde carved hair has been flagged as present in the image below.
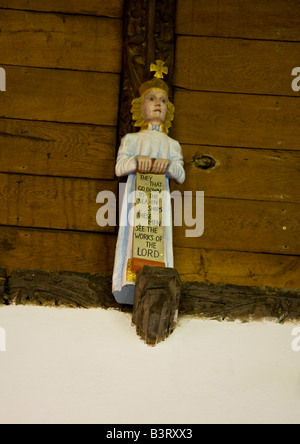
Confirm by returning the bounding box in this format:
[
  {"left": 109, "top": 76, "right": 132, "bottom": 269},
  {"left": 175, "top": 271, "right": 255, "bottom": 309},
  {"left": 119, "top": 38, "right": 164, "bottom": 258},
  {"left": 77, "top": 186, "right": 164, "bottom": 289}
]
[{"left": 131, "top": 89, "right": 175, "bottom": 134}]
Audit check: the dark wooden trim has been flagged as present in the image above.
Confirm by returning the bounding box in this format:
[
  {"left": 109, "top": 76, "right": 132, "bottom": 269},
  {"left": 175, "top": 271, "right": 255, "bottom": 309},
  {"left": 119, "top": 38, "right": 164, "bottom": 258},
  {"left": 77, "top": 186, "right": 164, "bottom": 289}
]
[
  {"left": 180, "top": 282, "right": 300, "bottom": 323},
  {"left": 4, "top": 269, "right": 125, "bottom": 311},
  {"left": 1, "top": 269, "right": 300, "bottom": 323},
  {"left": 118, "top": 0, "right": 177, "bottom": 141}
]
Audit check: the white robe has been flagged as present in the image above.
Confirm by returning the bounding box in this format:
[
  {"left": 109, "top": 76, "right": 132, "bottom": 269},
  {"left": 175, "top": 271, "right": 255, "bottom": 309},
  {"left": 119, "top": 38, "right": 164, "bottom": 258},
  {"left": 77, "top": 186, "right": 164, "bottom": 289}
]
[{"left": 112, "top": 125, "right": 185, "bottom": 304}]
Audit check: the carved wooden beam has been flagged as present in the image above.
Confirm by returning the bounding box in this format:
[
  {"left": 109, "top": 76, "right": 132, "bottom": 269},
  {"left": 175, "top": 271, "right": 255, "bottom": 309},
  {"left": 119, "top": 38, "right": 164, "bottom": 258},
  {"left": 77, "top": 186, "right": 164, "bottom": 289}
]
[
  {"left": 118, "top": 0, "right": 176, "bottom": 141},
  {"left": 3, "top": 269, "right": 122, "bottom": 310},
  {"left": 2, "top": 269, "right": 300, "bottom": 324}
]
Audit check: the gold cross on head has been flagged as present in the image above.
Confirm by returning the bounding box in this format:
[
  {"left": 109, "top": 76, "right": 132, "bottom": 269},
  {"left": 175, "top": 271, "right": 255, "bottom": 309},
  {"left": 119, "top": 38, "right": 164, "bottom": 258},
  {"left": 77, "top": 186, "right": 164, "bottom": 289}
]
[{"left": 150, "top": 60, "right": 168, "bottom": 79}]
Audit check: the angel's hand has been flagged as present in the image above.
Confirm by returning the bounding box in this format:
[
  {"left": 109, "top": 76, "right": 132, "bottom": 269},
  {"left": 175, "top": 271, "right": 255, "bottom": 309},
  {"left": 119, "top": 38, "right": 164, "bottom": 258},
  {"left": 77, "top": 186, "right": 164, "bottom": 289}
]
[
  {"left": 151, "top": 158, "right": 169, "bottom": 174},
  {"left": 136, "top": 155, "right": 152, "bottom": 173}
]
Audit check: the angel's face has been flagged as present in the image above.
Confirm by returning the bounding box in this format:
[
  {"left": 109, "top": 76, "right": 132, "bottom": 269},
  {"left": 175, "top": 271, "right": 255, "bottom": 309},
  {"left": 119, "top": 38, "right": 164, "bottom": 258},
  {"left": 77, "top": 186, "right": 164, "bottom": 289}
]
[{"left": 142, "top": 90, "right": 168, "bottom": 126}]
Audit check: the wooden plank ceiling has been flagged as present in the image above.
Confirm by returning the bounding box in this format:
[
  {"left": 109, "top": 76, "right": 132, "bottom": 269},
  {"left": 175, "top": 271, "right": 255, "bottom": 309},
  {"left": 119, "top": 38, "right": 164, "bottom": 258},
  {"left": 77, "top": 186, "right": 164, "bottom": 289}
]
[
  {"left": 0, "top": 0, "right": 299, "bottom": 291},
  {"left": 172, "top": 0, "right": 300, "bottom": 288},
  {"left": 0, "top": 0, "right": 124, "bottom": 275}
]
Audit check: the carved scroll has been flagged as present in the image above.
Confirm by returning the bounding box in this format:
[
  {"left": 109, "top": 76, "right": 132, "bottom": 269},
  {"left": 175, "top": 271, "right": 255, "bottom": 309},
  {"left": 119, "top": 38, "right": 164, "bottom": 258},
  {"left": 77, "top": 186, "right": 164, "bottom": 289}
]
[{"left": 132, "top": 172, "right": 166, "bottom": 273}]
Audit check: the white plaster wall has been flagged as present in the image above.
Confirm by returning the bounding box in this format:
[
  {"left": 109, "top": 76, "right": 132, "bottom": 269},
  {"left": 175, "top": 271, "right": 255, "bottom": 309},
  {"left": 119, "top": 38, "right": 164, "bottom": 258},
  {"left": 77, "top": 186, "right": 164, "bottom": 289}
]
[{"left": 0, "top": 305, "right": 300, "bottom": 424}]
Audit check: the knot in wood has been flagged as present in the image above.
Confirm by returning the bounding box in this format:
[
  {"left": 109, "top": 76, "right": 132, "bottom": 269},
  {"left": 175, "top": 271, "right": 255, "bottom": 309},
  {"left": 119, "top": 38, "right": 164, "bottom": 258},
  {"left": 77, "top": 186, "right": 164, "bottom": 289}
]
[{"left": 193, "top": 155, "right": 216, "bottom": 170}]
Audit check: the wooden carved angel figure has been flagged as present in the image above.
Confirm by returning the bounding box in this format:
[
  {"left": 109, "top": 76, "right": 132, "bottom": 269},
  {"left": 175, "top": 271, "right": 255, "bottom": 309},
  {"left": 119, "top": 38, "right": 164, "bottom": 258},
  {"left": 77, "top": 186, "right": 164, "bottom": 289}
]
[{"left": 112, "top": 61, "right": 185, "bottom": 310}]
